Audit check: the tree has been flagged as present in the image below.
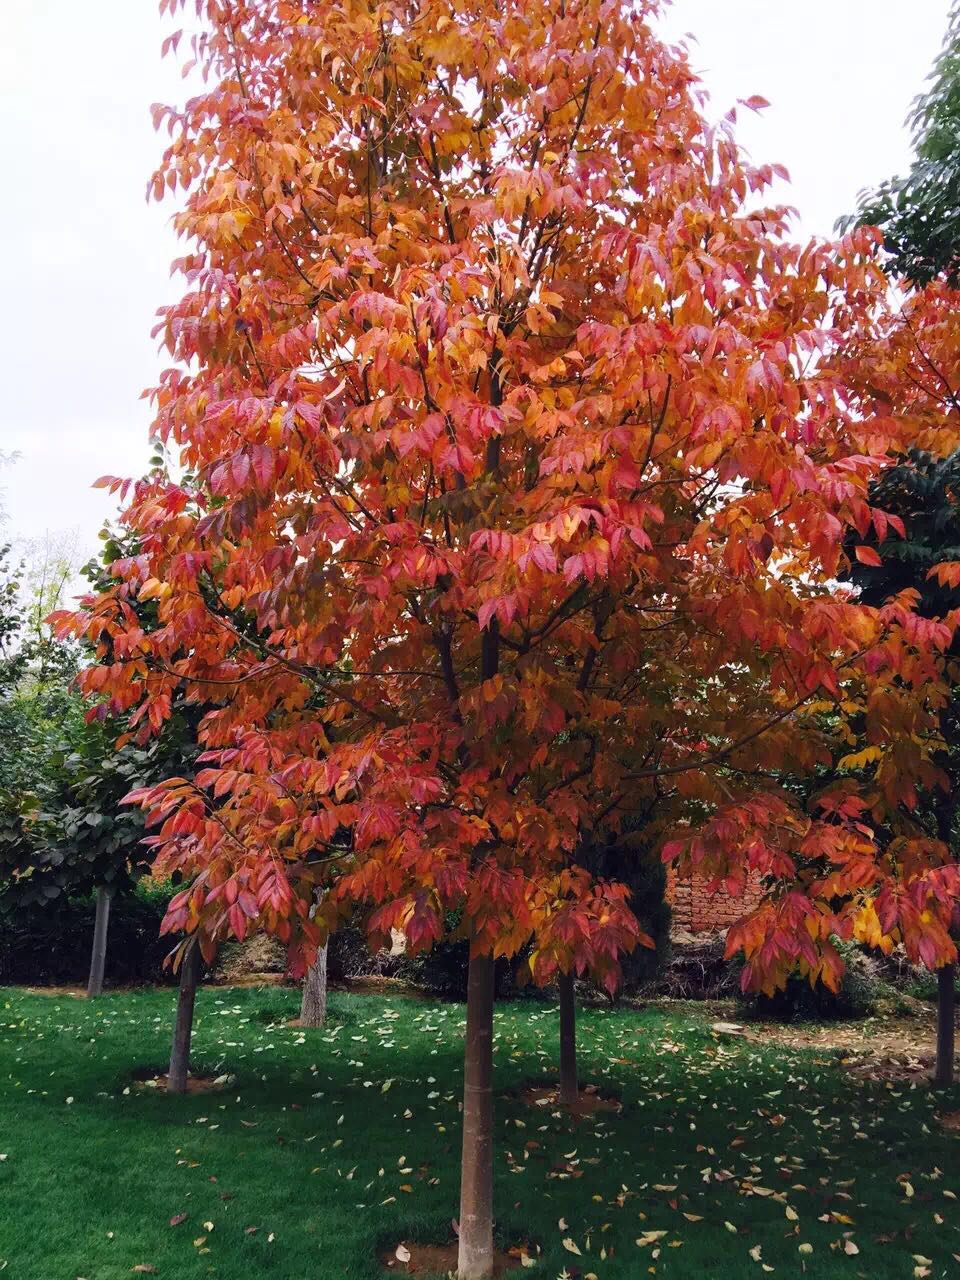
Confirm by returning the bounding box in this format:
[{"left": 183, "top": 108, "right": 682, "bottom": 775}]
[
  {"left": 842, "top": 7, "right": 960, "bottom": 1080},
  {"left": 532, "top": 816, "right": 670, "bottom": 1109},
  {"left": 56, "top": 3, "right": 955, "bottom": 1275},
  {"left": 719, "top": 286, "right": 960, "bottom": 1022},
  {"left": 844, "top": 441, "right": 960, "bottom": 1089},
  {"left": 846, "top": 2, "right": 960, "bottom": 285},
  {"left": 0, "top": 698, "right": 183, "bottom": 993},
  {"left": 0, "top": 527, "right": 201, "bottom": 996}
]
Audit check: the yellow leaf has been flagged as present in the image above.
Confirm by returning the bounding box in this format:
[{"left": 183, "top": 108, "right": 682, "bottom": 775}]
[{"left": 837, "top": 745, "right": 882, "bottom": 772}]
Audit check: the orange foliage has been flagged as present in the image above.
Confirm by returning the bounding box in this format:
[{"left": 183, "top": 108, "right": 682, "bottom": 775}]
[{"left": 51, "top": 0, "right": 960, "bottom": 995}]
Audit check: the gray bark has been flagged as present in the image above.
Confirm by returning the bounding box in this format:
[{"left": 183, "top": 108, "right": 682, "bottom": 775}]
[
  {"left": 167, "top": 940, "right": 202, "bottom": 1093},
  {"left": 299, "top": 941, "right": 328, "bottom": 1027},
  {"left": 86, "top": 885, "right": 113, "bottom": 997}
]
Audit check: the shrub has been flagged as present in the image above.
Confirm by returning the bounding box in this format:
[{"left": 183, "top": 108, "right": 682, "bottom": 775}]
[{"left": 737, "top": 940, "right": 883, "bottom": 1023}]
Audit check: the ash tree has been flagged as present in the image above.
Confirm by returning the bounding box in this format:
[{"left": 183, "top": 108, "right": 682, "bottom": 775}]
[{"left": 55, "top": 2, "right": 960, "bottom": 1274}]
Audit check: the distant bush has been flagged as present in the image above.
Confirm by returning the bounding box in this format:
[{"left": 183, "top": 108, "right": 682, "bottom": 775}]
[
  {"left": 620, "top": 854, "right": 672, "bottom": 988},
  {"left": 648, "top": 934, "right": 740, "bottom": 1001},
  {"left": 0, "top": 878, "right": 174, "bottom": 986},
  {"left": 327, "top": 913, "right": 517, "bottom": 1001},
  {"left": 737, "top": 941, "right": 883, "bottom": 1023}
]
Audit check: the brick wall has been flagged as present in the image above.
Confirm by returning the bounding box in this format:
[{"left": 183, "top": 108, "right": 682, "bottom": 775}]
[{"left": 666, "top": 866, "right": 764, "bottom": 934}]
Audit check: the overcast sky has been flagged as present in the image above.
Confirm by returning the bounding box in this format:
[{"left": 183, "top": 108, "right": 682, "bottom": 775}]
[{"left": 0, "top": 0, "right": 951, "bottom": 571}]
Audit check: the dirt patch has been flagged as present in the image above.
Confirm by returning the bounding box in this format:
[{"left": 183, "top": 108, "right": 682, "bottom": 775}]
[
  {"left": 130, "top": 1067, "right": 230, "bottom": 1094},
  {"left": 380, "top": 1240, "right": 531, "bottom": 1275},
  {"left": 519, "top": 1082, "right": 622, "bottom": 1117},
  {"left": 938, "top": 1111, "right": 960, "bottom": 1133},
  {"left": 21, "top": 985, "right": 88, "bottom": 998},
  {"left": 334, "top": 975, "right": 432, "bottom": 999},
  {"left": 749, "top": 1012, "right": 948, "bottom": 1082}
]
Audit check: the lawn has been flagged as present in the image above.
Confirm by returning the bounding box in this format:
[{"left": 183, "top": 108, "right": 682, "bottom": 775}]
[{"left": 0, "top": 984, "right": 957, "bottom": 1279}]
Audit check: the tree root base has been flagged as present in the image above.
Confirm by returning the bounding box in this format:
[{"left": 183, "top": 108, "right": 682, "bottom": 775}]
[
  {"left": 379, "top": 1239, "right": 531, "bottom": 1275},
  {"left": 130, "top": 1067, "right": 230, "bottom": 1094},
  {"left": 520, "top": 1082, "right": 622, "bottom": 1116}
]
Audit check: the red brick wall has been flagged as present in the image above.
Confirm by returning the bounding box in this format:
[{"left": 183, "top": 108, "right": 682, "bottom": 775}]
[{"left": 666, "top": 866, "right": 764, "bottom": 934}]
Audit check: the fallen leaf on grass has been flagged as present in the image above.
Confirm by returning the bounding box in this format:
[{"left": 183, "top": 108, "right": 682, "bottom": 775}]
[
  {"left": 131, "top": 1268, "right": 157, "bottom": 1275},
  {"left": 395, "top": 1245, "right": 411, "bottom": 1263},
  {"left": 168, "top": 1214, "right": 187, "bottom": 1228},
  {"left": 636, "top": 1231, "right": 667, "bottom": 1248}
]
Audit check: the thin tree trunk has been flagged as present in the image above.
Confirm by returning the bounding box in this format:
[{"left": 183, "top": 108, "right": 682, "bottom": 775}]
[
  {"left": 457, "top": 517, "right": 499, "bottom": 1280},
  {"left": 457, "top": 949, "right": 496, "bottom": 1280},
  {"left": 168, "top": 940, "right": 202, "bottom": 1094},
  {"left": 86, "top": 885, "right": 113, "bottom": 997},
  {"left": 300, "top": 941, "right": 328, "bottom": 1027},
  {"left": 935, "top": 963, "right": 956, "bottom": 1087},
  {"left": 558, "top": 971, "right": 578, "bottom": 1106}
]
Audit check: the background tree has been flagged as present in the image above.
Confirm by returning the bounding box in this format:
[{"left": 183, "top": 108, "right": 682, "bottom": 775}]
[
  {"left": 847, "top": 1, "right": 960, "bottom": 285},
  {"left": 0, "top": 525, "right": 200, "bottom": 996},
  {"left": 845, "top": 449, "right": 960, "bottom": 1085},
  {"left": 838, "top": 0, "right": 960, "bottom": 1084},
  {"left": 542, "top": 816, "right": 670, "bottom": 1108}
]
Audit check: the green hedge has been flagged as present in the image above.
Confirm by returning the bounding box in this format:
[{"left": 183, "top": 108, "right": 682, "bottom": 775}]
[{"left": 0, "top": 879, "right": 175, "bottom": 986}]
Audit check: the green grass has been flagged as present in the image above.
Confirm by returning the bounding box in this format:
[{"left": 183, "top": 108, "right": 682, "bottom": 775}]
[{"left": 0, "top": 985, "right": 958, "bottom": 1279}]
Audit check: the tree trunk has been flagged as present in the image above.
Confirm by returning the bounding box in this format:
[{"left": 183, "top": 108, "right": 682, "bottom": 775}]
[
  {"left": 86, "top": 885, "right": 113, "bottom": 997},
  {"left": 558, "top": 971, "right": 578, "bottom": 1106},
  {"left": 935, "top": 963, "right": 956, "bottom": 1087},
  {"left": 300, "top": 941, "right": 328, "bottom": 1028},
  {"left": 457, "top": 948, "right": 496, "bottom": 1280},
  {"left": 168, "top": 940, "right": 202, "bottom": 1094}
]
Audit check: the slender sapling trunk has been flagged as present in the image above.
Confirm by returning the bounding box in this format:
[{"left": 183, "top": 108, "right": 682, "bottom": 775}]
[
  {"left": 168, "top": 939, "right": 202, "bottom": 1094},
  {"left": 935, "top": 962, "right": 956, "bottom": 1087},
  {"left": 558, "top": 971, "right": 578, "bottom": 1106},
  {"left": 457, "top": 948, "right": 496, "bottom": 1280},
  {"left": 86, "top": 885, "right": 113, "bottom": 997}
]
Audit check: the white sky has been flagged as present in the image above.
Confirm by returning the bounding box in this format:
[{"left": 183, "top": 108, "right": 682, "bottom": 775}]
[{"left": 0, "top": 0, "right": 951, "bottom": 571}]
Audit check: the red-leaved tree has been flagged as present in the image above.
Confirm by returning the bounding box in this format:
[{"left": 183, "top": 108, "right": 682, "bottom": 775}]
[{"left": 54, "top": 2, "right": 958, "bottom": 1274}]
